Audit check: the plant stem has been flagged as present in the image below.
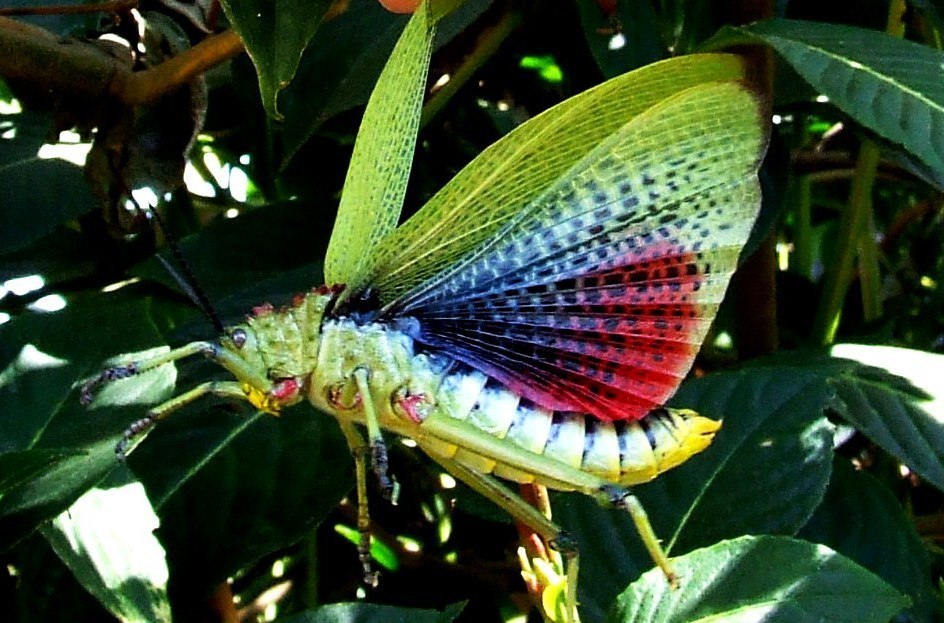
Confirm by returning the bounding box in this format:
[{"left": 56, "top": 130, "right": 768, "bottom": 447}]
[
  {"left": 0, "top": 16, "right": 243, "bottom": 107},
  {"left": 810, "top": 0, "right": 905, "bottom": 344},
  {"left": 811, "top": 141, "right": 880, "bottom": 344},
  {"left": 793, "top": 174, "right": 813, "bottom": 279},
  {"left": 857, "top": 208, "right": 882, "bottom": 322},
  {"left": 420, "top": 4, "right": 522, "bottom": 127}
]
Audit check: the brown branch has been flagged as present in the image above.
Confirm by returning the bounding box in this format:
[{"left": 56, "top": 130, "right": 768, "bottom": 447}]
[
  {"left": 113, "top": 29, "right": 244, "bottom": 105},
  {"left": 0, "top": 15, "right": 119, "bottom": 100},
  {"left": 0, "top": 15, "right": 244, "bottom": 107},
  {"left": 0, "top": 0, "right": 137, "bottom": 17}
]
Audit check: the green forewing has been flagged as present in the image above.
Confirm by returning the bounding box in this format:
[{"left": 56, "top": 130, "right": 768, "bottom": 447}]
[
  {"left": 360, "top": 53, "right": 756, "bottom": 305},
  {"left": 324, "top": 1, "right": 436, "bottom": 292}
]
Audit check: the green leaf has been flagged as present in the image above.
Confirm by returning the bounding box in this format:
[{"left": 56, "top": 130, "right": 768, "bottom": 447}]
[
  {"left": 0, "top": 158, "right": 97, "bottom": 255},
  {"left": 278, "top": 601, "right": 464, "bottom": 623},
  {"left": 829, "top": 344, "right": 944, "bottom": 493},
  {"left": 0, "top": 449, "right": 83, "bottom": 495},
  {"left": 42, "top": 473, "right": 172, "bottom": 623},
  {"left": 324, "top": 0, "right": 436, "bottom": 294},
  {"left": 0, "top": 436, "right": 126, "bottom": 551},
  {"left": 135, "top": 403, "right": 353, "bottom": 592},
  {"left": 727, "top": 19, "right": 944, "bottom": 177},
  {"left": 556, "top": 363, "right": 836, "bottom": 622},
  {"left": 278, "top": 0, "right": 411, "bottom": 165},
  {"left": 0, "top": 295, "right": 178, "bottom": 548},
  {"left": 655, "top": 367, "right": 836, "bottom": 551},
  {"left": 611, "top": 536, "right": 909, "bottom": 623},
  {"left": 800, "top": 459, "right": 936, "bottom": 622},
  {"left": 219, "top": 0, "right": 334, "bottom": 119}
]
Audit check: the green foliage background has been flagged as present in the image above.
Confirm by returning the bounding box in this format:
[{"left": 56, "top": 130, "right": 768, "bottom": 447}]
[{"left": 2, "top": 0, "right": 944, "bottom": 622}]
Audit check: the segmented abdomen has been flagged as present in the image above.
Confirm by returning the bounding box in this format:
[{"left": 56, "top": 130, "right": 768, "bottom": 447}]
[{"left": 432, "top": 363, "right": 717, "bottom": 487}]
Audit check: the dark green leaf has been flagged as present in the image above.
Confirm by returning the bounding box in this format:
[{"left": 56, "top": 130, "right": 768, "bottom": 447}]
[
  {"left": 557, "top": 363, "right": 836, "bottom": 621},
  {"left": 137, "top": 403, "right": 353, "bottom": 590},
  {"left": 279, "top": 0, "right": 411, "bottom": 165},
  {"left": 0, "top": 449, "right": 83, "bottom": 495},
  {"left": 800, "top": 459, "right": 937, "bottom": 622},
  {"left": 134, "top": 201, "right": 331, "bottom": 304},
  {"left": 279, "top": 0, "right": 494, "bottom": 167},
  {"left": 219, "top": 0, "right": 334, "bottom": 119},
  {"left": 725, "top": 20, "right": 944, "bottom": 178},
  {"left": 0, "top": 157, "right": 97, "bottom": 255},
  {"left": 829, "top": 344, "right": 944, "bottom": 493},
  {"left": 611, "top": 536, "right": 909, "bottom": 623},
  {"left": 278, "top": 601, "right": 464, "bottom": 623}
]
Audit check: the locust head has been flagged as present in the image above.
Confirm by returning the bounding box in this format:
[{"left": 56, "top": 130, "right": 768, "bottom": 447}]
[
  {"left": 213, "top": 288, "right": 340, "bottom": 415},
  {"left": 81, "top": 287, "right": 337, "bottom": 457}
]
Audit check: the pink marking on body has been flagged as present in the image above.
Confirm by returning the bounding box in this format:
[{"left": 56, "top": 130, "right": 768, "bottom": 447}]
[
  {"left": 397, "top": 393, "right": 428, "bottom": 423},
  {"left": 271, "top": 378, "right": 300, "bottom": 402},
  {"left": 252, "top": 302, "right": 275, "bottom": 317},
  {"left": 314, "top": 283, "right": 346, "bottom": 296}
]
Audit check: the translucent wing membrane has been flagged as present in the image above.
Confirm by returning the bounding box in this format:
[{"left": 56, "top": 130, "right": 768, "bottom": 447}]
[
  {"left": 360, "top": 54, "right": 754, "bottom": 303},
  {"left": 385, "top": 82, "right": 767, "bottom": 421}
]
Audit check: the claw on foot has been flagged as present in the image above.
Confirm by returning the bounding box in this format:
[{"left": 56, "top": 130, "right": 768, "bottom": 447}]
[{"left": 115, "top": 413, "right": 157, "bottom": 460}]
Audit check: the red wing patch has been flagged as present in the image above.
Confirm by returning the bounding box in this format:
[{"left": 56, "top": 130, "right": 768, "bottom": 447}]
[{"left": 407, "top": 248, "right": 729, "bottom": 421}]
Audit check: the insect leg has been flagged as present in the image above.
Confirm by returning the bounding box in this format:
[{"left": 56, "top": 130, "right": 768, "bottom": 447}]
[
  {"left": 338, "top": 420, "right": 380, "bottom": 588},
  {"left": 352, "top": 367, "right": 398, "bottom": 501},
  {"left": 115, "top": 380, "right": 247, "bottom": 459},
  {"left": 601, "top": 485, "right": 678, "bottom": 588},
  {"left": 80, "top": 341, "right": 218, "bottom": 405},
  {"left": 422, "top": 450, "right": 580, "bottom": 623},
  {"left": 420, "top": 413, "right": 677, "bottom": 585}
]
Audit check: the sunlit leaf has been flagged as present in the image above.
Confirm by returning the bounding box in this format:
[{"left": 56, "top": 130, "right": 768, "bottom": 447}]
[
  {"left": 829, "top": 344, "right": 944, "bottom": 493},
  {"left": 42, "top": 474, "right": 172, "bottom": 623},
  {"left": 613, "top": 536, "right": 908, "bottom": 623}
]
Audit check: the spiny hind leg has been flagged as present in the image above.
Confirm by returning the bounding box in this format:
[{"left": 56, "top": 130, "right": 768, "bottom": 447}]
[
  {"left": 418, "top": 412, "right": 677, "bottom": 587},
  {"left": 423, "top": 452, "right": 580, "bottom": 623}
]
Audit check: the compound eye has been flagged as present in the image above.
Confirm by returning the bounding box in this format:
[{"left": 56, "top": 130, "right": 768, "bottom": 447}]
[{"left": 230, "top": 328, "right": 248, "bottom": 349}]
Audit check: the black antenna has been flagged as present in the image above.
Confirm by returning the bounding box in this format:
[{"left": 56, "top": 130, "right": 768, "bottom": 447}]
[{"left": 124, "top": 190, "right": 226, "bottom": 334}]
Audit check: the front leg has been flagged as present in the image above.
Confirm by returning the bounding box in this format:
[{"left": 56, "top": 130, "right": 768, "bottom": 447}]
[{"left": 115, "top": 380, "right": 248, "bottom": 459}]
